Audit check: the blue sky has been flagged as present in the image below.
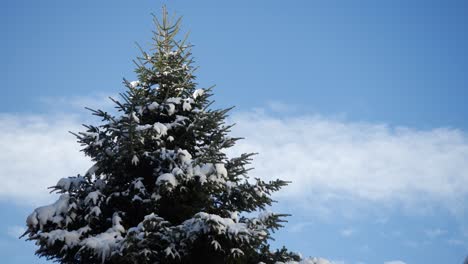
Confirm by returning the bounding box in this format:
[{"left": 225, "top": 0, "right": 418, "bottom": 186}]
[{"left": 1, "top": 1, "right": 468, "bottom": 263}]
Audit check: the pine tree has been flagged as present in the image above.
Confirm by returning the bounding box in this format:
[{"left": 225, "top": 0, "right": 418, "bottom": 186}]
[{"left": 24, "top": 7, "right": 301, "bottom": 264}]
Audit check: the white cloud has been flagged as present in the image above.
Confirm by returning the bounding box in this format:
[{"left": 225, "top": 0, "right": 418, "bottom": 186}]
[
  {"left": 288, "top": 257, "right": 334, "bottom": 264},
  {"left": 228, "top": 111, "right": 468, "bottom": 216},
  {"left": 0, "top": 114, "right": 92, "bottom": 205},
  {"left": 1, "top": 101, "right": 466, "bottom": 263},
  {"left": 2, "top": 103, "right": 468, "bottom": 220},
  {"left": 329, "top": 260, "right": 345, "bottom": 264}
]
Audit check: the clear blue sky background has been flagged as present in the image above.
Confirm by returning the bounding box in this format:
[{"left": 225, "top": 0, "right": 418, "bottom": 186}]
[{"left": 1, "top": 1, "right": 468, "bottom": 263}]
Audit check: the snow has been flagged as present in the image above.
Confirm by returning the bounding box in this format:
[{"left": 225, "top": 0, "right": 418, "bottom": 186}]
[
  {"left": 166, "top": 97, "right": 182, "bottom": 104},
  {"left": 136, "top": 124, "right": 153, "bottom": 131},
  {"left": 185, "top": 163, "right": 220, "bottom": 185},
  {"left": 112, "top": 213, "right": 125, "bottom": 233},
  {"left": 183, "top": 162, "right": 228, "bottom": 185},
  {"left": 136, "top": 106, "right": 144, "bottom": 115},
  {"left": 164, "top": 245, "right": 180, "bottom": 259},
  {"left": 153, "top": 123, "right": 168, "bottom": 136},
  {"left": 81, "top": 230, "right": 122, "bottom": 263},
  {"left": 131, "top": 155, "right": 139, "bottom": 165},
  {"left": 25, "top": 213, "right": 39, "bottom": 230},
  {"left": 151, "top": 193, "right": 162, "bottom": 201},
  {"left": 199, "top": 164, "right": 214, "bottom": 176},
  {"left": 174, "top": 115, "right": 188, "bottom": 123},
  {"left": 132, "top": 195, "right": 143, "bottom": 202},
  {"left": 41, "top": 229, "right": 81, "bottom": 248},
  {"left": 181, "top": 212, "right": 250, "bottom": 241},
  {"left": 172, "top": 167, "right": 184, "bottom": 176},
  {"left": 147, "top": 102, "right": 159, "bottom": 111},
  {"left": 178, "top": 149, "right": 192, "bottom": 164},
  {"left": 156, "top": 173, "right": 178, "bottom": 187},
  {"left": 182, "top": 100, "right": 192, "bottom": 111},
  {"left": 54, "top": 176, "right": 85, "bottom": 192},
  {"left": 166, "top": 103, "right": 176, "bottom": 116},
  {"left": 81, "top": 131, "right": 98, "bottom": 139},
  {"left": 255, "top": 187, "right": 265, "bottom": 197},
  {"left": 257, "top": 211, "right": 274, "bottom": 222},
  {"left": 198, "top": 174, "right": 207, "bottom": 185},
  {"left": 80, "top": 214, "right": 125, "bottom": 263},
  {"left": 225, "top": 181, "right": 236, "bottom": 189},
  {"left": 133, "top": 178, "right": 146, "bottom": 192},
  {"left": 84, "top": 191, "right": 101, "bottom": 205},
  {"left": 89, "top": 206, "right": 102, "bottom": 217},
  {"left": 168, "top": 50, "right": 179, "bottom": 56},
  {"left": 130, "top": 112, "right": 140, "bottom": 123},
  {"left": 37, "top": 226, "right": 92, "bottom": 254},
  {"left": 129, "top": 81, "right": 140, "bottom": 88},
  {"left": 211, "top": 240, "right": 222, "bottom": 251},
  {"left": 230, "top": 248, "right": 244, "bottom": 258},
  {"left": 192, "top": 89, "right": 204, "bottom": 99},
  {"left": 27, "top": 194, "right": 70, "bottom": 229},
  {"left": 230, "top": 211, "right": 239, "bottom": 222},
  {"left": 215, "top": 163, "right": 228, "bottom": 177},
  {"left": 87, "top": 134, "right": 103, "bottom": 147}
]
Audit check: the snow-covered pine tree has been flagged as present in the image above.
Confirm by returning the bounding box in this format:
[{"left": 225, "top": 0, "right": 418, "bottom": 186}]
[{"left": 23, "top": 8, "right": 300, "bottom": 264}]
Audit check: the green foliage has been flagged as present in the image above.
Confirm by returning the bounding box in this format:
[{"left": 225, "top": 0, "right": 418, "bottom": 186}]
[{"left": 24, "top": 7, "right": 299, "bottom": 264}]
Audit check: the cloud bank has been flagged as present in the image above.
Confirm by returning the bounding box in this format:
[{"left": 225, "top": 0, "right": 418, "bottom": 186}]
[
  {"left": 0, "top": 114, "right": 92, "bottom": 205},
  {"left": 384, "top": 261, "right": 407, "bottom": 264},
  {"left": 229, "top": 110, "right": 468, "bottom": 216},
  {"left": 1, "top": 106, "right": 468, "bottom": 218}
]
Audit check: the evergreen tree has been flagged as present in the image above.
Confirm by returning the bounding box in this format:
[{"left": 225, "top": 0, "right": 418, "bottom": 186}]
[{"left": 24, "top": 8, "right": 301, "bottom": 264}]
